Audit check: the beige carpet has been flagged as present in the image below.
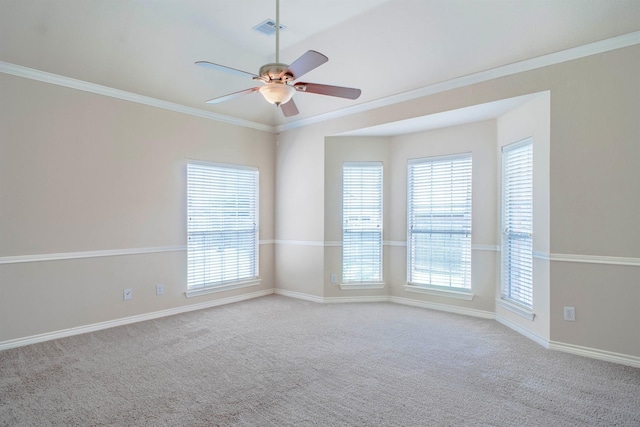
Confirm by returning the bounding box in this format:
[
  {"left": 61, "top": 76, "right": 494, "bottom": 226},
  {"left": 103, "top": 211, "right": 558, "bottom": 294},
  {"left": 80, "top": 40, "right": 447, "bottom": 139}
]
[{"left": 1, "top": 295, "right": 639, "bottom": 426}]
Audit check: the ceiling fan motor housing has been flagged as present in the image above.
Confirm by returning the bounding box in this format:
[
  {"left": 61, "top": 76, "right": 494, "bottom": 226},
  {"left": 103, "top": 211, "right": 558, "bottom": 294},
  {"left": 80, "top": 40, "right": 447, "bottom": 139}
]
[{"left": 258, "top": 63, "right": 294, "bottom": 82}]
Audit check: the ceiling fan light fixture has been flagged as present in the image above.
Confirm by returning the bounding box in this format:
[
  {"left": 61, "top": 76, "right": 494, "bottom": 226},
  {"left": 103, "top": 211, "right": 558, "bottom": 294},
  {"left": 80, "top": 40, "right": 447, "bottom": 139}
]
[
  {"left": 195, "top": 0, "right": 360, "bottom": 116},
  {"left": 259, "top": 83, "right": 295, "bottom": 105}
]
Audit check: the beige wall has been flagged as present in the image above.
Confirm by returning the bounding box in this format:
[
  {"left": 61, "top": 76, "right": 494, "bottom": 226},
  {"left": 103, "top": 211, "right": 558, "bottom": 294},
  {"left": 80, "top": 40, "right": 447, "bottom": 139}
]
[
  {"left": 274, "top": 125, "right": 327, "bottom": 297},
  {"left": 0, "top": 73, "right": 276, "bottom": 342},
  {"left": 388, "top": 121, "right": 498, "bottom": 314},
  {"left": 276, "top": 45, "right": 640, "bottom": 359},
  {"left": 323, "top": 125, "right": 498, "bottom": 309},
  {"left": 496, "top": 93, "right": 551, "bottom": 342},
  {"left": 323, "top": 136, "right": 390, "bottom": 298},
  {"left": 546, "top": 47, "right": 640, "bottom": 356},
  {"left": 1, "top": 43, "right": 638, "bottom": 361}
]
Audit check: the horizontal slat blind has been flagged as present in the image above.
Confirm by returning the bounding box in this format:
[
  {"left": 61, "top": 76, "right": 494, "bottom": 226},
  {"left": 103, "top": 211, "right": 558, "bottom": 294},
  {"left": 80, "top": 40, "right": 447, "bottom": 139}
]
[
  {"left": 342, "top": 162, "right": 383, "bottom": 283},
  {"left": 187, "top": 161, "right": 258, "bottom": 289},
  {"left": 501, "top": 139, "right": 533, "bottom": 307},
  {"left": 407, "top": 154, "right": 472, "bottom": 289}
]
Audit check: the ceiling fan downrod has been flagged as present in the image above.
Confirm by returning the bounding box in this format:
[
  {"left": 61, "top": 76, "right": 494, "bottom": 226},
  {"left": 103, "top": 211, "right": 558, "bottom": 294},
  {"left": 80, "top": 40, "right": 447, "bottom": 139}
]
[
  {"left": 275, "top": 0, "right": 280, "bottom": 64},
  {"left": 195, "top": 0, "right": 361, "bottom": 116}
]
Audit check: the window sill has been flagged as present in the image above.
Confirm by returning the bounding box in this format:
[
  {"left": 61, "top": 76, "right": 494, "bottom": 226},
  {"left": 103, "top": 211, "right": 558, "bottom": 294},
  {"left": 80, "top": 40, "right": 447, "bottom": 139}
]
[
  {"left": 339, "top": 282, "right": 386, "bottom": 290},
  {"left": 185, "top": 279, "right": 261, "bottom": 298},
  {"left": 497, "top": 298, "right": 535, "bottom": 321},
  {"left": 404, "top": 283, "right": 474, "bottom": 301}
]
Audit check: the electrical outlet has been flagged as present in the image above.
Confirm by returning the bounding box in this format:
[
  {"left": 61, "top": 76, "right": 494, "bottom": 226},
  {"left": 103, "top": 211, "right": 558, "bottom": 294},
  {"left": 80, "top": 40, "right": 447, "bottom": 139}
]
[
  {"left": 563, "top": 306, "right": 575, "bottom": 321},
  {"left": 123, "top": 288, "right": 132, "bottom": 301},
  {"left": 330, "top": 273, "right": 338, "bottom": 284},
  {"left": 156, "top": 284, "right": 164, "bottom": 295}
]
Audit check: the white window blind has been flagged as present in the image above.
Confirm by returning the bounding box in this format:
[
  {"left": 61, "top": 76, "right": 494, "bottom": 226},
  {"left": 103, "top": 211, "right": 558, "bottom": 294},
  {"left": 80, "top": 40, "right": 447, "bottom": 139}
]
[
  {"left": 342, "top": 162, "right": 383, "bottom": 283},
  {"left": 501, "top": 139, "right": 533, "bottom": 307},
  {"left": 407, "top": 154, "right": 472, "bottom": 289},
  {"left": 187, "top": 161, "right": 258, "bottom": 289}
]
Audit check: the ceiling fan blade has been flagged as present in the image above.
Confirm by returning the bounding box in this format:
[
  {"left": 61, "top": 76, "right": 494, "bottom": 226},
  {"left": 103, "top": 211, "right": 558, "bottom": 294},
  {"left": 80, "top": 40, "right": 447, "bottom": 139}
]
[
  {"left": 280, "top": 98, "right": 299, "bottom": 117},
  {"left": 195, "top": 61, "right": 258, "bottom": 78},
  {"left": 206, "top": 87, "right": 260, "bottom": 104},
  {"left": 294, "top": 82, "right": 361, "bottom": 100},
  {"left": 281, "top": 50, "right": 328, "bottom": 80}
]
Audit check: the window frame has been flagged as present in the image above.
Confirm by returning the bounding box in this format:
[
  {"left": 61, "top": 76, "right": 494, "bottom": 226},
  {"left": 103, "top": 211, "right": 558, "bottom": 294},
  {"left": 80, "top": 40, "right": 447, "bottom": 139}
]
[
  {"left": 406, "top": 153, "right": 473, "bottom": 292},
  {"left": 186, "top": 160, "right": 260, "bottom": 297},
  {"left": 341, "top": 161, "right": 384, "bottom": 285},
  {"left": 500, "top": 138, "right": 534, "bottom": 309}
]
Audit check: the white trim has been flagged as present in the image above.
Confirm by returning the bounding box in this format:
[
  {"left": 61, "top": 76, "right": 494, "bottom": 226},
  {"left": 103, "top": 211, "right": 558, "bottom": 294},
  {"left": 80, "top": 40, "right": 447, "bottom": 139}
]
[
  {"left": 2, "top": 33, "right": 637, "bottom": 135},
  {"left": 185, "top": 279, "right": 261, "bottom": 298},
  {"left": 533, "top": 251, "right": 550, "bottom": 260},
  {"left": 473, "top": 244, "right": 500, "bottom": 252},
  {"left": 404, "top": 284, "right": 474, "bottom": 301},
  {"left": 4, "top": 245, "right": 634, "bottom": 268},
  {"left": 187, "top": 158, "right": 258, "bottom": 172},
  {"left": 495, "top": 313, "right": 549, "bottom": 348},
  {"left": 408, "top": 151, "right": 472, "bottom": 165},
  {"left": 323, "top": 241, "right": 408, "bottom": 247},
  {"left": 0, "top": 241, "right": 274, "bottom": 265},
  {"left": 549, "top": 253, "right": 640, "bottom": 267},
  {"left": 0, "top": 245, "right": 187, "bottom": 265},
  {"left": 4, "top": 284, "right": 637, "bottom": 369},
  {"left": 275, "top": 239, "right": 325, "bottom": 247},
  {"left": 0, "top": 289, "right": 273, "bottom": 352},
  {"left": 549, "top": 341, "right": 640, "bottom": 369},
  {"left": 277, "top": 32, "right": 640, "bottom": 132},
  {"left": 389, "top": 296, "right": 495, "bottom": 319},
  {"left": 275, "top": 289, "right": 389, "bottom": 304},
  {"left": 343, "top": 242, "right": 497, "bottom": 250},
  {"left": 339, "top": 282, "right": 385, "bottom": 290},
  {"left": 273, "top": 288, "right": 324, "bottom": 303},
  {"left": 323, "top": 295, "right": 389, "bottom": 303},
  {"left": 496, "top": 298, "right": 536, "bottom": 321},
  {"left": 0, "top": 61, "right": 275, "bottom": 133}
]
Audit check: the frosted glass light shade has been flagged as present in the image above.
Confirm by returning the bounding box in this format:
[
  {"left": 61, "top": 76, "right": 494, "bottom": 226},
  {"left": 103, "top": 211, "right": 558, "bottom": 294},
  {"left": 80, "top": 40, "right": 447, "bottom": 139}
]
[{"left": 259, "top": 83, "right": 295, "bottom": 105}]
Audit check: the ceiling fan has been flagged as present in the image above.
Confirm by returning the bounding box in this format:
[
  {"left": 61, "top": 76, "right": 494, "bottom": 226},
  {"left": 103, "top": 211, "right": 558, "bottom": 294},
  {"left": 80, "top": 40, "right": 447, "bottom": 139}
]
[{"left": 195, "top": 0, "right": 361, "bottom": 117}]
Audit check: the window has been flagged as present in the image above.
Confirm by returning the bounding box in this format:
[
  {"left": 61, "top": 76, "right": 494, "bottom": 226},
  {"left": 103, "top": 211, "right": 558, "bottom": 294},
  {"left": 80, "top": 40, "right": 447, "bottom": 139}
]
[
  {"left": 407, "top": 154, "right": 472, "bottom": 289},
  {"left": 342, "top": 162, "right": 383, "bottom": 283},
  {"left": 501, "top": 139, "right": 533, "bottom": 307},
  {"left": 187, "top": 161, "right": 259, "bottom": 291}
]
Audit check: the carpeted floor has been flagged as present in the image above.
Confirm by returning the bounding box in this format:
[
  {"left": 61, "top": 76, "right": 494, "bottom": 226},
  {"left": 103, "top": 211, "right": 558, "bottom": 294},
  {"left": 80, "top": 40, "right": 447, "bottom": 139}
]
[{"left": 1, "top": 295, "right": 639, "bottom": 426}]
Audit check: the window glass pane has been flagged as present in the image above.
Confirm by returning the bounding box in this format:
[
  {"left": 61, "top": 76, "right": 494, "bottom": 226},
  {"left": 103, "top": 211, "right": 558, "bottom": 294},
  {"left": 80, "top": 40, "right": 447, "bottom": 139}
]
[
  {"left": 501, "top": 140, "right": 533, "bottom": 307},
  {"left": 407, "top": 154, "right": 472, "bottom": 289},
  {"left": 187, "top": 162, "right": 259, "bottom": 289},
  {"left": 342, "top": 162, "right": 383, "bottom": 283}
]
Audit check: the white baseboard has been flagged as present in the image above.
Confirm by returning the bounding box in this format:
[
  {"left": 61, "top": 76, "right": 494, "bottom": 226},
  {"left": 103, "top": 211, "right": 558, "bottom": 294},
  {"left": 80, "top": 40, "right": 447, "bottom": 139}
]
[
  {"left": 389, "top": 296, "right": 495, "bottom": 319},
  {"left": 275, "top": 289, "right": 388, "bottom": 304},
  {"left": 495, "top": 314, "right": 549, "bottom": 347},
  {"left": 0, "top": 289, "right": 274, "bottom": 352},
  {"left": 273, "top": 288, "right": 324, "bottom": 303},
  {"left": 549, "top": 341, "right": 640, "bottom": 369},
  {"left": 4, "top": 287, "right": 639, "bottom": 369},
  {"left": 323, "top": 295, "right": 389, "bottom": 303}
]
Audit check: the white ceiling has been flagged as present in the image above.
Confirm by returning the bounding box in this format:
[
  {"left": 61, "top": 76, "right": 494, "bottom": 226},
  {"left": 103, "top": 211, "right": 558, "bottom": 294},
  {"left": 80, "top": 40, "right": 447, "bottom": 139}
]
[
  {"left": 1, "top": 0, "right": 639, "bottom": 128},
  {"left": 339, "top": 93, "right": 541, "bottom": 137}
]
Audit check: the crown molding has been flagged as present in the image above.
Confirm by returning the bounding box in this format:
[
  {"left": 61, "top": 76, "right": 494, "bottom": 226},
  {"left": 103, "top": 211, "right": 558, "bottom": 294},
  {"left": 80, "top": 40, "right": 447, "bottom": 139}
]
[
  {"left": 0, "top": 61, "right": 275, "bottom": 133},
  {"left": 1, "top": 31, "right": 637, "bottom": 134},
  {"left": 277, "top": 31, "right": 640, "bottom": 133}
]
